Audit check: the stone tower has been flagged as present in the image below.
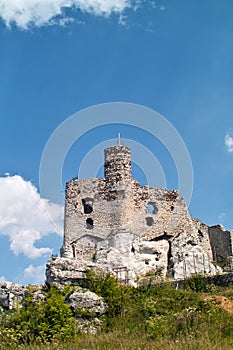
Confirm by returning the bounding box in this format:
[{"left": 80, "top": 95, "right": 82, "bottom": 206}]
[
  {"left": 104, "top": 144, "right": 131, "bottom": 185},
  {"left": 58, "top": 140, "right": 231, "bottom": 284},
  {"left": 61, "top": 141, "right": 136, "bottom": 260}
]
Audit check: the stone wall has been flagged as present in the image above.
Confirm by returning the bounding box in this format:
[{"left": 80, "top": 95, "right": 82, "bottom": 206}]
[
  {"left": 61, "top": 142, "right": 230, "bottom": 280},
  {"left": 62, "top": 176, "right": 208, "bottom": 260},
  {"left": 208, "top": 225, "right": 233, "bottom": 265},
  {"left": 104, "top": 145, "right": 131, "bottom": 185}
]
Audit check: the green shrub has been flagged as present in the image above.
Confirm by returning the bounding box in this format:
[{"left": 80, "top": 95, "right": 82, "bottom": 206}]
[
  {"left": 0, "top": 285, "right": 75, "bottom": 347},
  {"left": 183, "top": 274, "right": 218, "bottom": 293},
  {"left": 82, "top": 270, "right": 131, "bottom": 317},
  {"left": 1, "top": 274, "right": 233, "bottom": 349}
]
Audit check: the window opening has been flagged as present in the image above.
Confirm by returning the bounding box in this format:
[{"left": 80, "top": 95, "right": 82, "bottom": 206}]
[
  {"left": 146, "top": 217, "right": 154, "bottom": 226},
  {"left": 82, "top": 198, "right": 93, "bottom": 214},
  {"left": 86, "top": 218, "right": 94, "bottom": 229},
  {"left": 147, "top": 202, "right": 158, "bottom": 214}
]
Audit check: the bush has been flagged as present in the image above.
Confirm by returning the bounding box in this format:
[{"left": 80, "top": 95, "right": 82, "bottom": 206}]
[
  {"left": 183, "top": 274, "right": 218, "bottom": 293},
  {"left": 1, "top": 274, "right": 233, "bottom": 349},
  {"left": 82, "top": 270, "right": 131, "bottom": 317},
  {"left": 0, "top": 285, "right": 75, "bottom": 347}
]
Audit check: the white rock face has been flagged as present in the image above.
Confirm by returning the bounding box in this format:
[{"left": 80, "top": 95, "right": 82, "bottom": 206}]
[
  {"left": 47, "top": 229, "right": 171, "bottom": 287},
  {"left": 47, "top": 227, "right": 223, "bottom": 286},
  {"left": 46, "top": 257, "right": 96, "bottom": 286},
  {"left": 169, "top": 232, "right": 222, "bottom": 279},
  {"left": 67, "top": 289, "right": 107, "bottom": 316},
  {"left": 0, "top": 280, "right": 106, "bottom": 327},
  {"left": 95, "top": 231, "right": 169, "bottom": 285},
  {"left": 0, "top": 282, "right": 44, "bottom": 311}
]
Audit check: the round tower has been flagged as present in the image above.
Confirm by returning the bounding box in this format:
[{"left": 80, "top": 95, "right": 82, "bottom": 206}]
[{"left": 104, "top": 143, "right": 131, "bottom": 185}]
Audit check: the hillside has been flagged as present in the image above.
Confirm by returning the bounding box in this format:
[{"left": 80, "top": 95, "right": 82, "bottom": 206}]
[{"left": 1, "top": 274, "right": 233, "bottom": 350}]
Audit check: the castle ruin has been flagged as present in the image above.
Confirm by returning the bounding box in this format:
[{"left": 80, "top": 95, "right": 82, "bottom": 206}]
[{"left": 48, "top": 140, "right": 233, "bottom": 285}]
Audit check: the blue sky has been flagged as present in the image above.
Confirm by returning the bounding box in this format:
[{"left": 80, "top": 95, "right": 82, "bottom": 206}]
[{"left": 0, "top": 0, "right": 232, "bottom": 284}]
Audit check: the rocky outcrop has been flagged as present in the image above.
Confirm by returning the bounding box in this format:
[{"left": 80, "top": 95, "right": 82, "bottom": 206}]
[
  {"left": 0, "top": 280, "right": 107, "bottom": 334},
  {"left": 0, "top": 282, "right": 44, "bottom": 311},
  {"left": 67, "top": 289, "right": 107, "bottom": 316},
  {"left": 168, "top": 231, "right": 221, "bottom": 279},
  {"left": 46, "top": 256, "right": 96, "bottom": 286},
  {"left": 0, "top": 282, "right": 26, "bottom": 311},
  {"left": 47, "top": 227, "right": 222, "bottom": 287}
]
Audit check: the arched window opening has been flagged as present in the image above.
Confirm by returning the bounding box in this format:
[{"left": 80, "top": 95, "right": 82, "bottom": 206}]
[
  {"left": 147, "top": 202, "right": 158, "bottom": 214},
  {"left": 86, "top": 218, "right": 94, "bottom": 229}
]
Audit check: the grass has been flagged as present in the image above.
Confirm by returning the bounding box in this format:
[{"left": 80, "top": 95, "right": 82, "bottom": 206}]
[
  {"left": 2, "top": 274, "right": 233, "bottom": 350},
  {"left": 21, "top": 331, "right": 233, "bottom": 350}
]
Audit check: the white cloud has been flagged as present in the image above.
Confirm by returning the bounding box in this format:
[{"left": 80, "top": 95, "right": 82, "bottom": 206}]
[
  {"left": 22, "top": 264, "right": 45, "bottom": 284},
  {"left": 0, "top": 276, "right": 6, "bottom": 282},
  {"left": 0, "top": 175, "right": 63, "bottom": 258},
  {"left": 225, "top": 133, "right": 233, "bottom": 153},
  {"left": 0, "top": 0, "right": 134, "bottom": 29}
]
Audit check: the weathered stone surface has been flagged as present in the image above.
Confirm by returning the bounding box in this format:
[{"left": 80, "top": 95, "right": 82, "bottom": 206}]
[
  {"left": 47, "top": 234, "right": 169, "bottom": 287},
  {"left": 0, "top": 282, "right": 45, "bottom": 311},
  {"left": 76, "top": 318, "right": 104, "bottom": 334},
  {"left": 208, "top": 225, "right": 233, "bottom": 266},
  {"left": 94, "top": 231, "right": 169, "bottom": 285},
  {"left": 46, "top": 257, "right": 95, "bottom": 286},
  {"left": 168, "top": 232, "right": 221, "bottom": 279},
  {"left": 0, "top": 279, "right": 107, "bottom": 334},
  {"left": 67, "top": 289, "right": 107, "bottom": 316},
  {"left": 58, "top": 142, "right": 229, "bottom": 282}
]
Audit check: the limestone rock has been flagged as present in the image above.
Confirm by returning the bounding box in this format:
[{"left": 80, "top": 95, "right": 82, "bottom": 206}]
[
  {"left": 46, "top": 257, "right": 95, "bottom": 286},
  {"left": 66, "top": 289, "right": 107, "bottom": 316},
  {"left": 76, "top": 318, "right": 104, "bottom": 334},
  {"left": 169, "top": 231, "right": 222, "bottom": 279},
  {"left": 0, "top": 282, "right": 26, "bottom": 311},
  {"left": 46, "top": 232, "right": 170, "bottom": 287},
  {"left": 0, "top": 279, "right": 107, "bottom": 335}
]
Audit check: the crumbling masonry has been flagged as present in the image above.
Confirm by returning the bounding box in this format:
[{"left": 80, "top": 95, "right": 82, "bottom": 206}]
[{"left": 48, "top": 142, "right": 233, "bottom": 285}]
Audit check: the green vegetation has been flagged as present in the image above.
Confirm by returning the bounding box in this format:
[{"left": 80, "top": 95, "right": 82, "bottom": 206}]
[
  {"left": 0, "top": 285, "right": 75, "bottom": 348},
  {"left": 1, "top": 274, "right": 233, "bottom": 349}
]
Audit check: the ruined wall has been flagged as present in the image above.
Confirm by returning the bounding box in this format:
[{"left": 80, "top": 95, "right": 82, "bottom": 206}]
[
  {"left": 62, "top": 143, "right": 211, "bottom": 261},
  {"left": 128, "top": 186, "right": 197, "bottom": 241},
  {"left": 61, "top": 142, "right": 229, "bottom": 280},
  {"left": 61, "top": 173, "right": 201, "bottom": 261},
  {"left": 208, "top": 225, "right": 233, "bottom": 265},
  {"left": 62, "top": 145, "right": 139, "bottom": 258}
]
